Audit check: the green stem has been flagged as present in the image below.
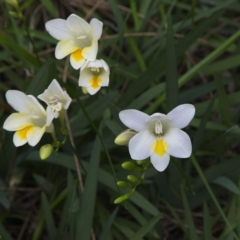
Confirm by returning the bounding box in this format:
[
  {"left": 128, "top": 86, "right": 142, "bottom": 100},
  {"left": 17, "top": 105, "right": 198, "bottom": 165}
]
[
  {"left": 51, "top": 130, "right": 58, "bottom": 146},
  {"left": 190, "top": 155, "right": 239, "bottom": 240}
]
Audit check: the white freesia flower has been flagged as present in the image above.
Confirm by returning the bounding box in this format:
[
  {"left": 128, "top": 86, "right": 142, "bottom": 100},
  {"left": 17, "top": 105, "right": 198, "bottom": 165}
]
[
  {"left": 119, "top": 104, "right": 195, "bottom": 172},
  {"left": 79, "top": 59, "right": 110, "bottom": 95},
  {"left": 3, "top": 90, "right": 53, "bottom": 147},
  {"left": 45, "top": 14, "right": 103, "bottom": 70},
  {"left": 38, "top": 79, "right": 72, "bottom": 126}
]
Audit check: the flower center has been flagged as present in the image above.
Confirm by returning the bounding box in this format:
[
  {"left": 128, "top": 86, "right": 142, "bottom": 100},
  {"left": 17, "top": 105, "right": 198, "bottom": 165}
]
[
  {"left": 91, "top": 67, "right": 100, "bottom": 73},
  {"left": 155, "top": 121, "right": 163, "bottom": 135},
  {"left": 49, "top": 96, "right": 63, "bottom": 112}
]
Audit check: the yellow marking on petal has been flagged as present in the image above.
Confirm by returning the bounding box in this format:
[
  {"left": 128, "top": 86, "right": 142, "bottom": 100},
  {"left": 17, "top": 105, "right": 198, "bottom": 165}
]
[
  {"left": 90, "top": 75, "right": 102, "bottom": 89},
  {"left": 71, "top": 49, "right": 84, "bottom": 62},
  {"left": 16, "top": 126, "right": 32, "bottom": 140},
  {"left": 153, "top": 139, "right": 168, "bottom": 156}
]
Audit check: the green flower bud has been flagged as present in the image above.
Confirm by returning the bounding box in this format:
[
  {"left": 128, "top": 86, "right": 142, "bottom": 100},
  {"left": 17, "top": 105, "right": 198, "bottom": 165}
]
[
  {"left": 39, "top": 144, "right": 53, "bottom": 160},
  {"left": 117, "top": 181, "right": 132, "bottom": 188},
  {"left": 114, "top": 191, "right": 133, "bottom": 204},
  {"left": 81, "top": 87, "right": 88, "bottom": 94},
  {"left": 136, "top": 159, "right": 150, "bottom": 167},
  {"left": 114, "top": 129, "right": 137, "bottom": 146},
  {"left": 5, "top": 0, "right": 19, "bottom": 8},
  {"left": 127, "top": 175, "right": 142, "bottom": 184},
  {"left": 122, "top": 161, "right": 144, "bottom": 173}
]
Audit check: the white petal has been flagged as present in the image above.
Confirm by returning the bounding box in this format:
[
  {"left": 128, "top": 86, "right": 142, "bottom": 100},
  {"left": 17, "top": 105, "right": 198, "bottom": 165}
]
[
  {"left": 163, "top": 128, "right": 192, "bottom": 158},
  {"left": 6, "top": 90, "right": 29, "bottom": 113},
  {"left": 46, "top": 123, "right": 54, "bottom": 133},
  {"left": 70, "top": 50, "right": 86, "bottom": 69},
  {"left": 82, "top": 38, "right": 98, "bottom": 61},
  {"left": 100, "top": 59, "right": 110, "bottom": 73},
  {"left": 119, "top": 110, "right": 149, "bottom": 132},
  {"left": 98, "top": 70, "right": 109, "bottom": 86},
  {"left": 66, "top": 14, "right": 91, "bottom": 35},
  {"left": 13, "top": 130, "right": 28, "bottom": 147},
  {"left": 45, "top": 19, "right": 73, "bottom": 40},
  {"left": 79, "top": 69, "right": 93, "bottom": 87},
  {"left": 55, "top": 40, "right": 78, "bottom": 59},
  {"left": 27, "top": 125, "right": 46, "bottom": 146},
  {"left": 3, "top": 113, "right": 33, "bottom": 131},
  {"left": 129, "top": 130, "right": 155, "bottom": 160},
  {"left": 26, "top": 95, "right": 46, "bottom": 121},
  {"left": 63, "top": 92, "right": 72, "bottom": 109},
  {"left": 86, "top": 86, "right": 101, "bottom": 95},
  {"left": 150, "top": 152, "right": 170, "bottom": 172},
  {"left": 46, "top": 106, "right": 55, "bottom": 126},
  {"left": 167, "top": 104, "right": 195, "bottom": 129},
  {"left": 90, "top": 18, "right": 103, "bottom": 40}
]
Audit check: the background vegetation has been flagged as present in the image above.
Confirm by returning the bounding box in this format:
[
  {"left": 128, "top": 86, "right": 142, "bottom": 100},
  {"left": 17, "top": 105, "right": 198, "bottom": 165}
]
[{"left": 1, "top": 0, "right": 240, "bottom": 239}]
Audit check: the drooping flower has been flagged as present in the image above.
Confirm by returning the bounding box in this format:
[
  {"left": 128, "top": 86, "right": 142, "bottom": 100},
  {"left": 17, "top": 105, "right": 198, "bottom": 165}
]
[
  {"left": 119, "top": 104, "right": 195, "bottom": 172},
  {"left": 45, "top": 14, "right": 103, "bottom": 70},
  {"left": 3, "top": 90, "right": 53, "bottom": 147},
  {"left": 38, "top": 79, "right": 72, "bottom": 126},
  {"left": 79, "top": 59, "right": 110, "bottom": 95}
]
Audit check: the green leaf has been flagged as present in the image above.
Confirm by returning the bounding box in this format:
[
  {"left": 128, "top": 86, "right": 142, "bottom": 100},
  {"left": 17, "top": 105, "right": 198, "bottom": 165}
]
[
  {"left": 0, "top": 224, "right": 13, "bottom": 240},
  {"left": 26, "top": 60, "right": 57, "bottom": 95},
  {"left": 41, "top": 192, "right": 57, "bottom": 240},
  {"left": 75, "top": 125, "right": 102, "bottom": 240},
  {"left": 130, "top": 214, "right": 162, "bottom": 240},
  {"left": 214, "top": 75, "right": 232, "bottom": 124},
  {"left": 40, "top": 0, "right": 57, "bottom": 17},
  {"left": 181, "top": 185, "right": 200, "bottom": 240},
  {"left": 212, "top": 176, "right": 240, "bottom": 195},
  {"left": 166, "top": 16, "right": 178, "bottom": 112},
  {"left": 203, "top": 202, "right": 213, "bottom": 240}
]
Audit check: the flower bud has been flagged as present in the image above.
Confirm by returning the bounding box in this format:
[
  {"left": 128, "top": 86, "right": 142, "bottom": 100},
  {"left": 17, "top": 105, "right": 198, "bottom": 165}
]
[
  {"left": 39, "top": 144, "right": 53, "bottom": 160},
  {"left": 5, "top": 0, "right": 18, "bottom": 8},
  {"left": 114, "top": 191, "right": 133, "bottom": 204},
  {"left": 136, "top": 159, "right": 150, "bottom": 167},
  {"left": 117, "top": 181, "right": 132, "bottom": 188},
  {"left": 127, "top": 175, "right": 142, "bottom": 184},
  {"left": 114, "top": 129, "right": 137, "bottom": 146},
  {"left": 81, "top": 87, "right": 88, "bottom": 94},
  {"left": 122, "top": 161, "right": 144, "bottom": 173}
]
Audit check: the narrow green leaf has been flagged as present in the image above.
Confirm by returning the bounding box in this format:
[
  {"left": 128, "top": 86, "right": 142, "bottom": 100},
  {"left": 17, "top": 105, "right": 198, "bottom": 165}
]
[
  {"left": 214, "top": 75, "right": 232, "bottom": 124},
  {"left": 99, "top": 207, "right": 119, "bottom": 240},
  {"left": 40, "top": 0, "right": 57, "bottom": 17},
  {"left": 203, "top": 202, "right": 213, "bottom": 240},
  {"left": 181, "top": 185, "right": 200, "bottom": 240},
  {"left": 41, "top": 192, "right": 57, "bottom": 240},
  {"left": 130, "top": 214, "right": 162, "bottom": 240},
  {"left": 166, "top": 15, "right": 178, "bottom": 112},
  {"left": 26, "top": 60, "right": 57, "bottom": 95},
  {"left": 212, "top": 176, "right": 240, "bottom": 195},
  {"left": 0, "top": 224, "right": 13, "bottom": 240},
  {"left": 193, "top": 98, "right": 215, "bottom": 153},
  {"left": 75, "top": 125, "right": 102, "bottom": 240}
]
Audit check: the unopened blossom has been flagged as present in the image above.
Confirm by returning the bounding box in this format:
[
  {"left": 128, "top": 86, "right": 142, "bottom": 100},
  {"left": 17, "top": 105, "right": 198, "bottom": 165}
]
[
  {"left": 79, "top": 59, "right": 110, "bottom": 95},
  {"left": 45, "top": 14, "right": 103, "bottom": 69},
  {"left": 119, "top": 104, "right": 195, "bottom": 172},
  {"left": 3, "top": 90, "right": 53, "bottom": 147},
  {"left": 38, "top": 79, "right": 72, "bottom": 126}
]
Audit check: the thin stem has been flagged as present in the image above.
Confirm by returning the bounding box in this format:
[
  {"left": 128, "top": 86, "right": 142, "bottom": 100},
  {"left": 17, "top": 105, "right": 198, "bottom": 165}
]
[
  {"left": 51, "top": 130, "right": 58, "bottom": 145},
  {"left": 190, "top": 155, "right": 239, "bottom": 240}
]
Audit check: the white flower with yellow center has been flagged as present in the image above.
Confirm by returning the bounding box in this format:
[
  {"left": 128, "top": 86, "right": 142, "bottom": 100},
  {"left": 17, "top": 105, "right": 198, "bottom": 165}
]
[
  {"left": 45, "top": 14, "right": 103, "bottom": 69},
  {"left": 3, "top": 90, "right": 53, "bottom": 147},
  {"left": 119, "top": 104, "right": 195, "bottom": 172},
  {"left": 38, "top": 79, "right": 72, "bottom": 125},
  {"left": 79, "top": 59, "right": 110, "bottom": 95}
]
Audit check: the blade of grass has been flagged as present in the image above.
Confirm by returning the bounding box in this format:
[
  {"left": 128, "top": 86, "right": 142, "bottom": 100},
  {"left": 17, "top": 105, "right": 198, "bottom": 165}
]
[
  {"left": 204, "top": 201, "right": 213, "bottom": 240},
  {"left": 166, "top": 15, "right": 178, "bottom": 112}
]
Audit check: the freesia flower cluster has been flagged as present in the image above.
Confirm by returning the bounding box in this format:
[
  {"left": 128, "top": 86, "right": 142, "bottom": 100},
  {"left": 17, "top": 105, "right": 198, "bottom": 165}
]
[
  {"left": 45, "top": 14, "right": 110, "bottom": 95},
  {"left": 3, "top": 13, "right": 196, "bottom": 193}
]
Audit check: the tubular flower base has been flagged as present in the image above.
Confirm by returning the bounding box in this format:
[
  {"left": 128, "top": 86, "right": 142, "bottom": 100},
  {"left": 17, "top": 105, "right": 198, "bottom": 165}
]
[
  {"left": 119, "top": 104, "right": 195, "bottom": 172},
  {"left": 3, "top": 90, "right": 53, "bottom": 147},
  {"left": 79, "top": 59, "right": 110, "bottom": 95},
  {"left": 45, "top": 14, "right": 103, "bottom": 69},
  {"left": 38, "top": 79, "right": 72, "bottom": 126}
]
